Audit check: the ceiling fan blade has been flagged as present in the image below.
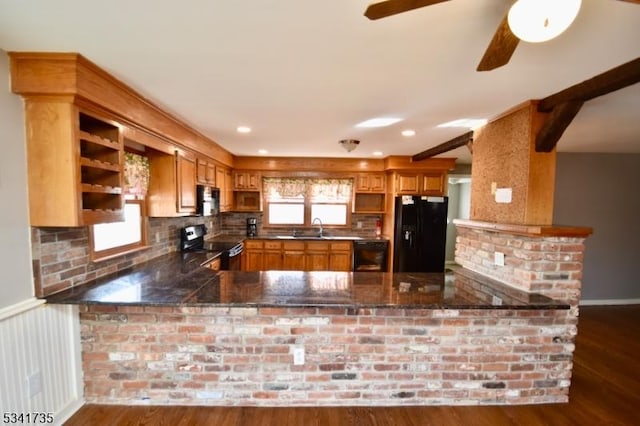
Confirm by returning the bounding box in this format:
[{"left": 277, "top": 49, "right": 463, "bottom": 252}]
[
  {"left": 476, "top": 13, "right": 520, "bottom": 72},
  {"left": 364, "top": 0, "right": 450, "bottom": 20}
]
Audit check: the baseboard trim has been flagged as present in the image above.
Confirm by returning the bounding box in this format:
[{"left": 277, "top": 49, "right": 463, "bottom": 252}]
[
  {"left": 580, "top": 298, "right": 640, "bottom": 306},
  {"left": 54, "top": 398, "right": 85, "bottom": 426}
]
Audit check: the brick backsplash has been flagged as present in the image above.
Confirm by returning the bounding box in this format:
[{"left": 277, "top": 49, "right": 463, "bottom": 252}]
[
  {"left": 31, "top": 212, "right": 381, "bottom": 297},
  {"left": 79, "top": 305, "right": 575, "bottom": 406},
  {"left": 32, "top": 215, "right": 221, "bottom": 297},
  {"left": 221, "top": 212, "right": 383, "bottom": 239}
]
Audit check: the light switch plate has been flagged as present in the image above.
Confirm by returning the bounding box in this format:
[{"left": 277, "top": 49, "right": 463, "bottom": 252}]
[
  {"left": 494, "top": 252, "right": 505, "bottom": 266},
  {"left": 293, "top": 347, "right": 305, "bottom": 365}
]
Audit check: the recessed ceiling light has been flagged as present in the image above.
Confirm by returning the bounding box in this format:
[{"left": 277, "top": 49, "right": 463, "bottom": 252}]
[
  {"left": 437, "top": 118, "right": 487, "bottom": 129},
  {"left": 356, "top": 117, "right": 403, "bottom": 128},
  {"left": 401, "top": 129, "right": 416, "bottom": 137},
  {"left": 373, "top": 151, "right": 383, "bottom": 156},
  {"left": 237, "top": 126, "right": 252, "bottom": 133},
  {"left": 258, "top": 149, "right": 268, "bottom": 155}
]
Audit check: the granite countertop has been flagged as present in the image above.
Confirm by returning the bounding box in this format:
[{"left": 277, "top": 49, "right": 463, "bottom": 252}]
[
  {"left": 45, "top": 253, "right": 568, "bottom": 310},
  {"left": 213, "top": 234, "right": 389, "bottom": 243}
]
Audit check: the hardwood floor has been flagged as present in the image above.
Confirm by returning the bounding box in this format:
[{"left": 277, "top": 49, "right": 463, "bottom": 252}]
[{"left": 65, "top": 305, "right": 640, "bottom": 425}]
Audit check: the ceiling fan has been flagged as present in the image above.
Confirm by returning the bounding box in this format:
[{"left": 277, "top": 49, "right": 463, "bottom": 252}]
[{"left": 364, "top": 0, "right": 640, "bottom": 71}]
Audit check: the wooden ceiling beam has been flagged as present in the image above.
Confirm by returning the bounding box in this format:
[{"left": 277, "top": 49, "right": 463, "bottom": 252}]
[
  {"left": 412, "top": 131, "right": 473, "bottom": 161},
  {"left": 535, "top": 100, "right": 584, "bottom": 152},
  {"left": 538, "top": 57, "right": 640, "bottom": 112},
  {"left": 534, "top": 57, "right": 640, "bottom": 152}
]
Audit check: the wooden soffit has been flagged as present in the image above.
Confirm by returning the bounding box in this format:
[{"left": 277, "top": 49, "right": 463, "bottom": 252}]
[{"left": 9, "top": 52, "right": 233, "bottom": 167}]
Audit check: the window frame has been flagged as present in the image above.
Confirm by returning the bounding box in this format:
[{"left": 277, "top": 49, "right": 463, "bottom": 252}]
[
  {"left": 89, "top": 198, "right": 150, "bottom": 262},
  {"left": 263, "top": 177, "right": 353, "bottom": 229}
]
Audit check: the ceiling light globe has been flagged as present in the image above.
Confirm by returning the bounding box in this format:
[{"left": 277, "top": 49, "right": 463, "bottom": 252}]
[{"left": 508, "top": 0, "right": 581, "bottom": 43}]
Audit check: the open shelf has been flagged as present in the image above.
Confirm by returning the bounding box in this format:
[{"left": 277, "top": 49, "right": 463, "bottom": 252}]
[
  {"left": 354, "top": 193, "right": 385, "bottom": 213},
  {"left": 78, "top": 111, "right": 124, "bottom": 222}
]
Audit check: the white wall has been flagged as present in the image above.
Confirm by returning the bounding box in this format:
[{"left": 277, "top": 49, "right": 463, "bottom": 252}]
[
  {"left": 0, "top": 49, "right": 32, "bottom": 308},
  {"left": 0, "top": 50, "right": 83, "bottom": 424}
]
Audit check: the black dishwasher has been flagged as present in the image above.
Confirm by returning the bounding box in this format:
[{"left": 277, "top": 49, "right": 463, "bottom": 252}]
[{"left": 352, "top": 240, "right": 388, "bottom": 272}]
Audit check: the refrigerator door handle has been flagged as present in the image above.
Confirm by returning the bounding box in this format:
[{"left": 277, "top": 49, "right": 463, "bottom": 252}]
[{"left": 404, "top": 230, "right": 414, "bottom": 248}]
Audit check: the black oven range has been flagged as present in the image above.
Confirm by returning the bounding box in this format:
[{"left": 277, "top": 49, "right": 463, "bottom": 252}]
[{"left": 180, "top": 224, "right": 243, "bottom": 270}]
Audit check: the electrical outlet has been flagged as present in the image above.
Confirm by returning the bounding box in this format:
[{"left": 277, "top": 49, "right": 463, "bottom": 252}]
[
  {"left": 293, "top": 346, "right": 305, "bottom": 365},
  {"left": 27, "top": 371, "right": 42, "bottom": 398},
  {"left": 492, "top": 295, "right": 503, "bottom": 306},
  {"left": 155, "top": 232, "right": 160, "bottom": 243},
  {"left": 494, "top": 252, "right": 505, "bottom": 266},
  {"left": 357, "top": 221, "right": 363, "bottom": 229}
]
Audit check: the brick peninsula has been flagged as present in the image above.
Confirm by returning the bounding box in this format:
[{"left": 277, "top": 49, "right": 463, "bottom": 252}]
[{"left": 46, "top": 222, "right": 588, "bottom": 407}]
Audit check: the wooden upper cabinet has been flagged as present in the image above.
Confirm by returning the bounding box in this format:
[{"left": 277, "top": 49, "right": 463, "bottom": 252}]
[
  {"left": 196, "top": 158, "right": 215, "bottom": 185},
  {"left": 421, "top": 173, "right": 445, "bottom": 195},
  {"left": 24, "top": 101, "right": 124, "bottom": 226},
  {"left": 176, "top": 152, "right": 197, "bottom": 213},
  {"left": 395, "top": 172, "right": 446, "bottom": 196},
  {"left": 147, "top": 150, "right": 196, "bottom": 217},
  {"left": 216, "top": 166, "right": 233, "bottom": 212},
  {"left": 355, "top": 173, "right": 386, "bottom": 193},
  {"left": 234, "top": 171, "right": 261, "bottom": 190},
  {"left": 396, "top": 173, "right": 421, "bottom": 194}
]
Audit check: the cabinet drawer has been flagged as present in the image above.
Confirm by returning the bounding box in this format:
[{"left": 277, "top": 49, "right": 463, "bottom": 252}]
[
  {"left": 306, "top": 241, "right": 329, "bottom": 251},
  {"left": 244, "top": 240, "right": 263, "bottom": 249},
  {"left": 283, "top": 241, "right": 305, "bottom": 250},
  {"left": 264, "top": 241, "right": 282, "bottom": 250},
  {"left": 330, "top": 242, "right": 352, "bottom": 251}
]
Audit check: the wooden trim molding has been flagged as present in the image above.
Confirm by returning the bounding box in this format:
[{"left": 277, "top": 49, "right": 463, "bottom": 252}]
[
  {"left": 9, "top": 52, "right": 233, "bottom": 167},
  {"left": 234, "top": 156, "right": 457, "bottom": 173},
  {"left": 234, "top": 157, "right": 386, "bottom": 172},
  {"left": 453, "top": 219, "right": 593, "bottom": 238}
]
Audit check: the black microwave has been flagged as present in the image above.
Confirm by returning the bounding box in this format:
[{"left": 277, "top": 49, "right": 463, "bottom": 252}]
[{"left": 196, "top": 185, "right": 220, "bottom": 216}]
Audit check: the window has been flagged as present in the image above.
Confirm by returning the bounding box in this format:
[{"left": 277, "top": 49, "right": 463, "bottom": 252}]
[
  {"left": 264, "top": 178, "right": 352, "bottom": 227},
  {"left": 90, "top": 199, "right": 149, "bottom": 261},
  {"left": 90, "top": 151, "right": 150, "bottom": 261}
]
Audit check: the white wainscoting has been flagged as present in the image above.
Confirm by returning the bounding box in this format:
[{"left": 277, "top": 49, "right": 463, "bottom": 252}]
[{"left": 0, "top": 300, "right": 83, "bottom": 425}]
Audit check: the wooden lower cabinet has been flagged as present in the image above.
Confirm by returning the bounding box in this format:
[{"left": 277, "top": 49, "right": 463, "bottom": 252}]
[
  {"left": 328, "top": 242, "right": 353, "bottom": 271},
  {"left": 306, "top": 241, "right": 330, "bottom": 271},
  {"left": 243, "top": 240, "right": 264, "bottom": 271},
  {"left": 282, "top": 241, "right": 305, "bottom": 270},
  {"left": 242, "top": 239, "right": 353, "bottom": 271},
  {"left": 263, "top": 241, "right": 283, "bottom": 270}
]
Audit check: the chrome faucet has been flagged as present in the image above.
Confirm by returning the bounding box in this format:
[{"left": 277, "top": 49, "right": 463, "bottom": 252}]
[{"left": 312, "top": 217, "right": 323, "bottom": 237}]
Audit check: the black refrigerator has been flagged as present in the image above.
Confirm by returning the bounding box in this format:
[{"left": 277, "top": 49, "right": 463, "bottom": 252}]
[{"left": 393, "top": 195, "right": 448, "bottom": 272}]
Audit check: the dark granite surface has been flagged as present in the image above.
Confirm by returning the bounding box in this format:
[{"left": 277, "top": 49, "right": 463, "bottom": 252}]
[
  {"left": 217, "top": 234, "right": 389, "bottom": 243},
  {"left": 45, "top": 253, "right": 568, "bottom": 309}
]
